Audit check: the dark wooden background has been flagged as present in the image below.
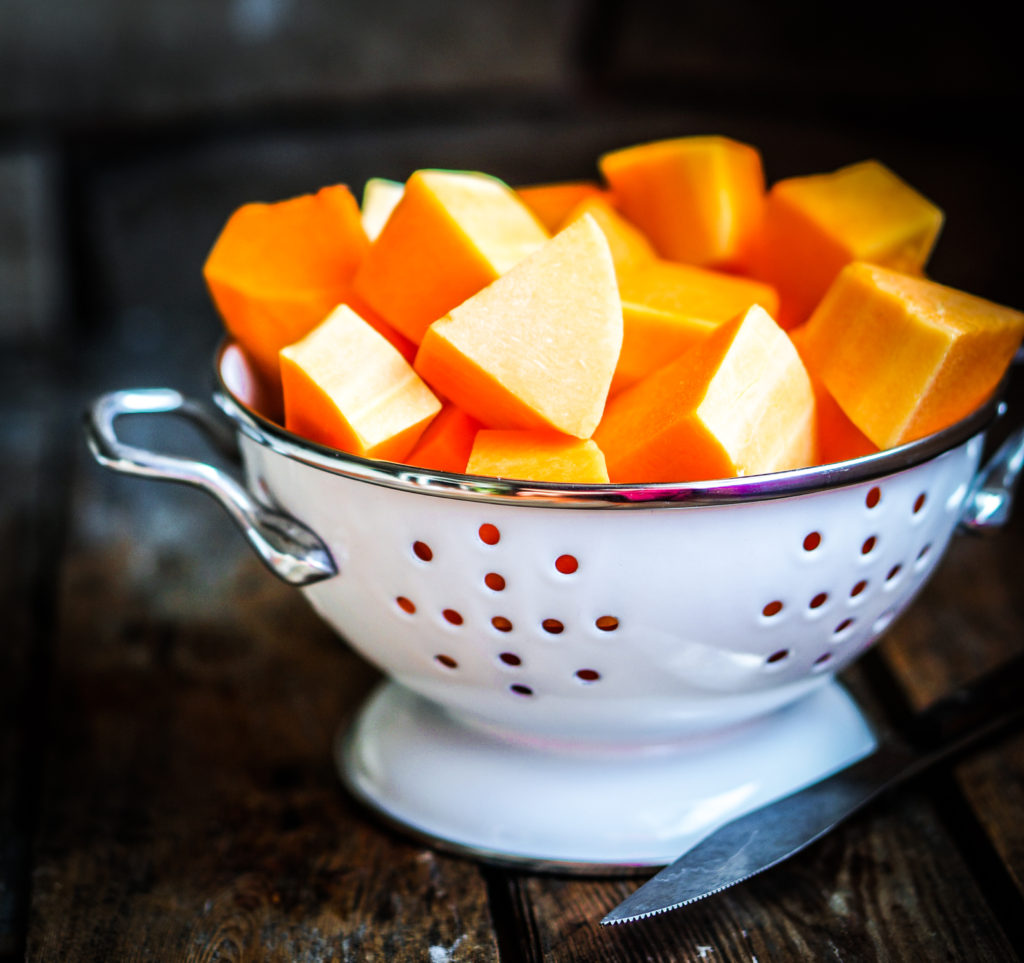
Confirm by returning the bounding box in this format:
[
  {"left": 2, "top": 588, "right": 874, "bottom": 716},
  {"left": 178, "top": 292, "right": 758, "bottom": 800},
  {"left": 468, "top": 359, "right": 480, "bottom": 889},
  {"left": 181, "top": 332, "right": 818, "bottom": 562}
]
[{"left": 3, "top": 2, "right": 1023, "bottom": 959}]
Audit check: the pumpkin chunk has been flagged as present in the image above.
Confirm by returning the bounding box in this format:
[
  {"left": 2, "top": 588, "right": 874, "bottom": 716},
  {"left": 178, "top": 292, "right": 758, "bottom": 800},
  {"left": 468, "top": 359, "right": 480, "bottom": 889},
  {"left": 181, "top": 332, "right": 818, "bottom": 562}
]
[
  {"left": 203, "top": 184, "right": 369, "bottom": 387},
  {"left": 360, "top": 177, "right": 404, "bottom": 240},
  {"left": 344, "top": 289, "right": 418, "bottom": 364},
  {"left": 752, "top": 160, "right": 944, "bottom": 327},
  {"left": 405, "top": 403, "right": 481, "bottom": 474},
  {"left": 280, "top": 304, "right": 441, "bottom": 461},
  {"left": 599, "top": 135, "right": 765, "bottom": 271},
  {"left": 467, "top": 430, "right": 610, "bottom": 484},
  {"left": 612, "top": 258, "right": 780, "bottom": 395},
  {"left": 799, "top": 262, "right": 1024, "bottom": 449},
  {"left": 595, "top": 305, "right": 816, "bottom": 482},
  {"left": 353, "top": 169, "right": 549, "bottom": 344},
  {"left": 414, "top": 214, "right": 622, "bottom": 439},
  {"left": 561, "top": 194, "right": 656, "bottom": 273},
  {"left": 517, "top": 180, "right": 607, "bottom": 233},
  {"left": 789, "top": 325, "right": 877, "bottom": 464}
]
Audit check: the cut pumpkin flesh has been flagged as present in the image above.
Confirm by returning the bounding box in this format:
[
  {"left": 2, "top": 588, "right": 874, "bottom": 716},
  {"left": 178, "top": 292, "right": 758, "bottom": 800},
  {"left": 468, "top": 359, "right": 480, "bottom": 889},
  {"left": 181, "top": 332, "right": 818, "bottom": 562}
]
[
  {"left": 203, "top": 184, "right": 369, "bottom": 387},
  {"left": 799, "top": 262, "right": 1024, "bottom": 449},
  {"left": 599, "top": 135, "right": 765, "bottom": 271},
  {"left": 751, "top": 160, "right": 944, "bottom": 328},
  {"left": 405, "top": 403, "right": 481, "bottom": 474},
  {"left": 788, "top": 324, "right": 877, "bottom": 464},
  {"left": 517, "top": 180, "right": 607, "bottom": 233},
  {"left": 280, "top": 304, "right": 441, "bottom": 461},
  {"left": 360, "top": 177, "right": 404, "bottom": 241},
  {"left": 612, "top": 258, "right": 780, "bottom": 395},
  {"left": 467, "top": 430, "right": 609, "bottom": 484},
  {"left": 595, "top": 304, "right": 816, "bottom": 482},
  {"left": 561, "top": 194, "right": 656, "bottom": 273},
  {"left": 414, "top": 214, "right": 622, "bottom": 440},
  {"left": 353, "top": 169, "right": 549, "bottom": 344}
]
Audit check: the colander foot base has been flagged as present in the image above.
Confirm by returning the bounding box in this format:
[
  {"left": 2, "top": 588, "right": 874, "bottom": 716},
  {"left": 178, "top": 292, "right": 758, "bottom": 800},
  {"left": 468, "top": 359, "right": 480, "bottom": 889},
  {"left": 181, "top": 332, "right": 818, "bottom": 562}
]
[{"left": 336, "top": 679, "right": 876, "bottom": 874}]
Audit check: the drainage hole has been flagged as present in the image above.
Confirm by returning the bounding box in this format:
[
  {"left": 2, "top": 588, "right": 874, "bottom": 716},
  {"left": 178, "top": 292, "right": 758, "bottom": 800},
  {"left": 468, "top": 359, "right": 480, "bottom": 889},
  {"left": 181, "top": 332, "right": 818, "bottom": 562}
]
[
  {"left": 803, "top": 531, "right": 822, "bottom": 551},
  {"left": 555, "top": 554, "right": 579, "bottom": 574},
  {"left": 412, "top": 541, "right": 433, "bottom": 561},
  {"left": 479, "top": 523, "right": 501, "bottom": 545}
]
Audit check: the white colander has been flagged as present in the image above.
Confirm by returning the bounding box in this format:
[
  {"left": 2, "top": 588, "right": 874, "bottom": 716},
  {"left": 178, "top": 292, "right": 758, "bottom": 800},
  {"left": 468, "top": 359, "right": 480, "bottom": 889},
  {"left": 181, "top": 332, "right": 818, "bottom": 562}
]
[{"left": 85, "top": 341, "right": 1024, "bottom": 869}]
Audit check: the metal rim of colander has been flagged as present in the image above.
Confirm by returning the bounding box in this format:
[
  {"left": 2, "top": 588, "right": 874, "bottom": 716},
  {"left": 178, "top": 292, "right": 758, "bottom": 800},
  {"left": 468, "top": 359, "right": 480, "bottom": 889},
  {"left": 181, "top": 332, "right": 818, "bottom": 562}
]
[{"left": 212, "top": 338, "right": 1006, "bottom": 509}]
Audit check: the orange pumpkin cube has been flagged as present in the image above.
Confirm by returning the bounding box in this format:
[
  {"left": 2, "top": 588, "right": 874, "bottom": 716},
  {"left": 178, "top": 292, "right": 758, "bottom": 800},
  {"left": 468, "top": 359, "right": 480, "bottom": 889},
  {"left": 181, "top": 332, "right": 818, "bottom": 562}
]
[
  {"left": 561, "top": 194, "right": 656, "bottom": 273},
  {"left": 595, "top": 304, "right": 816, "bottom": 482},
  {"left": 203, "top": 184, "right": 369, "bottom": 387},
  {"left": 467, "top": 430, "right": 609, "bottom": 484},
  {"left": 405, "top": 403, "right": 481, "bottom": 474},
  {"left": 612, "top": 258, "right": 780, "bottom": 395},
  {"left": 799, "top": 262, "right": 1024, "bottom": 449},
  {"left": 517, "top": 180, "right": 607, "bottom": 233},
  {"left": 415, "top": 214, "right": 622, "bottom": 440},
  {"left": 353, "top": 169, "right": 549, "bottom": 344},
  {"left": 751, "top": 160, "right": 944, "bottom": 327},
  {"left": 599, "top": 136, "right": 765, "bottom": 271},
  {"left": 280, "top": 304, "right": 441, "bottom": 461},
  {"left": 788, "top": 325, "right": 877, "bottom": 464}
]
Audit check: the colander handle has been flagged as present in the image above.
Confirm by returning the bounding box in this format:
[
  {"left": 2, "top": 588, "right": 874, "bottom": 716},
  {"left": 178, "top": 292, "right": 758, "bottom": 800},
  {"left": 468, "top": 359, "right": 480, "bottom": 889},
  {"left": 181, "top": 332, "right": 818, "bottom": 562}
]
[
  {"left": 84, "top": 388, "right": 337, "bottom": 586},
  {"left": 959, "top": 424, "right": 1024, "bottom": 534}
]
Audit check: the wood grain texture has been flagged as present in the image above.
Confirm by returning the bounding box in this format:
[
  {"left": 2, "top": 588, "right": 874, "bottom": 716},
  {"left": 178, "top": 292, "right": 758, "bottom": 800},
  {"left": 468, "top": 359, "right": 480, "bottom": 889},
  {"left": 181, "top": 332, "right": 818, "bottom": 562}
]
[
  {"left": 501, "top": 675, "right": 1021, "bottom": 962},
  {"left": 24, "top": 430, "right": 498, "bottom": 962}
]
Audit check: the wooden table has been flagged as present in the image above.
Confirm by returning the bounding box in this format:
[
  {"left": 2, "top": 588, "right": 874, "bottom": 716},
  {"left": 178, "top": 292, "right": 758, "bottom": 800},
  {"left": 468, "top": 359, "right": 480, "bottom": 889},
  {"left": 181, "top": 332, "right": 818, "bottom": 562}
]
[{"left": 3, "top": 109, "right": 1024, "bottom": 962}]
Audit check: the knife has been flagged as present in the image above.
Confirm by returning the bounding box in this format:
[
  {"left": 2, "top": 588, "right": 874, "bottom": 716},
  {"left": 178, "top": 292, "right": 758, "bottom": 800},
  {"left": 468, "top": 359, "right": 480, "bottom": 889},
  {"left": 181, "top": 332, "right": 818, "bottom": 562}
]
[{"left": 602, "top": 653, "right": 1024, "bottom": 925}]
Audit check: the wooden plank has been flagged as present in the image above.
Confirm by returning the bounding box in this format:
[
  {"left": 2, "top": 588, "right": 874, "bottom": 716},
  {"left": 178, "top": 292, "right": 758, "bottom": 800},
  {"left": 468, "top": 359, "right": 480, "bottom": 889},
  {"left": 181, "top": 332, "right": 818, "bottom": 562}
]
[
  {"left": 502, "top": 789, "right": 1020, "bottom": 962},
  {"left": 497, "top": 667, "right": 1020, "bottom": 961},
  {"left": 25, "top": 412, "right": 499, "bottom": 961},
  {"left": 875, "top": 436, "right": 1024, "bottom": 903}
]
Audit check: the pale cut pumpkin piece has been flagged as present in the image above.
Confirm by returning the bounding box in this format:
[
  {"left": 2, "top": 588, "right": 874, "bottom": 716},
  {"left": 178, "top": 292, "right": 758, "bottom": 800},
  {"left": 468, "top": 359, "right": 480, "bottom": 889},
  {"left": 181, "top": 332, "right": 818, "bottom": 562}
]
[
  {"left": 353, "top": 169, "right": 549, "bottom": 344},
  {"left": 517, "top": 180, "right": 607, "bottom": 232},
  {"left": 561, "top": 195, "right": 656, "bottom": 272},
  {"left": 595, "top": 304, "right": 816, "bottom": 483},
  {"left": 788, "top": 325, "right": 877, "bottom": 464},
  {"left": 415, "top": 214, "right": 622, "bottom": 440},
  {"left": 467, "top": 430, "right": 609, "bottom": 484},
  {"left": 280, "top": 304, "right": 441, "bottom": 461},
  {"left": 360, "top": 177, "right": 404, "bottom": 241},
  {"left": 204, "top": 184, "right": 369, "bottom": 387},
  {"left": 751, "top": 160, "right": 944, "bottom": 327},
  {"left": 599, "top": 135, "right": 765, "bottom": 271},
  {"left": 611, "top": 258, "right": 780, "bottom": 395},
  {"left": 345, "top": 288, "right": 417, "bottom": 364},
  {"left": 404, "top": 403, "right": 481, "bottom": 474},
  {"left": 799, "top": 262, "right": 1024, "bottom": 449}
]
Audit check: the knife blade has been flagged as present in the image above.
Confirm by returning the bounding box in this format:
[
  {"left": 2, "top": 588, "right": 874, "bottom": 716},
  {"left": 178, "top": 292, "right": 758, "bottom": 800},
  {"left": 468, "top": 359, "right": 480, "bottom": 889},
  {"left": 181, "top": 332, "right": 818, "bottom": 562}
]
[{"left": 602, "top": 653, "right": 1024, "bottom": 925}]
